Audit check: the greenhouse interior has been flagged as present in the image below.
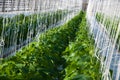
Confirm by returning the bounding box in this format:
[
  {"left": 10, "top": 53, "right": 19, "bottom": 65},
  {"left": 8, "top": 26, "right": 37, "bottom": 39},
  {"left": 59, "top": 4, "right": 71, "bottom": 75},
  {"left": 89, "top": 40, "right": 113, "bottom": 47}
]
[{"left": 0, "top": 0, "right": 120, "bottom": 80}]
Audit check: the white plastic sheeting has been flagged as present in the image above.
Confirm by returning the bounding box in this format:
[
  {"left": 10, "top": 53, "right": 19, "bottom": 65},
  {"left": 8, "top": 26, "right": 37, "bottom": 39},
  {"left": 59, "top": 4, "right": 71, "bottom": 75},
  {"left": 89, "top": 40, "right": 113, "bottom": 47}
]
[{"left": 87, "top": 0, "right": 120, "bottom": 80}]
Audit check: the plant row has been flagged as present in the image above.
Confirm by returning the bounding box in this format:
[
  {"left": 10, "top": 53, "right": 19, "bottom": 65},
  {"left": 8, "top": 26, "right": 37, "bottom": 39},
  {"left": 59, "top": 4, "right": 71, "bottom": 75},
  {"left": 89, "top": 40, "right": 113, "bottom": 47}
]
[
  {"left": 0, "top": 10, "right": 67, "bottom": 48},
  {"left": 63, "top": 15, "right": 101, "bottom": 80},
  {"left": 96, "top": 13, "right": 120, "bottom": 50},
  {"left": 0, "top": 11, "right": 84, "bottom": 80}
]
